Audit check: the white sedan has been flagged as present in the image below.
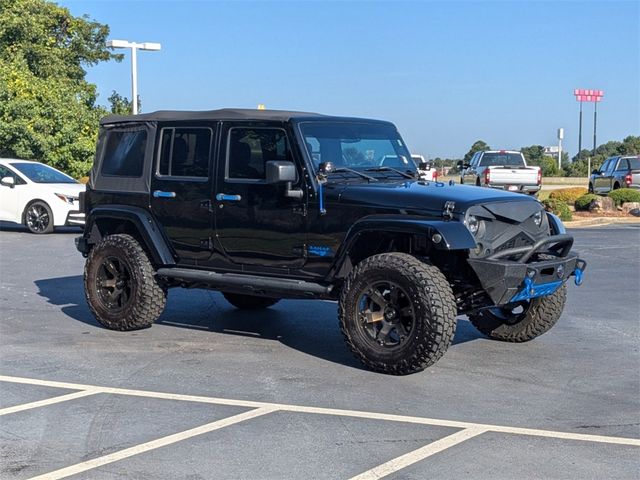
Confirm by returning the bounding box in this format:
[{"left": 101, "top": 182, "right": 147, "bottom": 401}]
[{"left": 0, "top": 159, "right": 85, "bottom": 234}]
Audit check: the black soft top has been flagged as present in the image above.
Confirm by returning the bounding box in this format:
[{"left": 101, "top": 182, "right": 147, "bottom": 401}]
[{"left": 99, "top": 108, "right": 391, "bottom": 126}]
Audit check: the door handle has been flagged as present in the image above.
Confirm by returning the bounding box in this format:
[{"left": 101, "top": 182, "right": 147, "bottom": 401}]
[
  {"left": 216, "top": 193, "right": 242, "bottom": 202},
  {"left": 153, "top": 190, "right": 176, "bottom": 198}
]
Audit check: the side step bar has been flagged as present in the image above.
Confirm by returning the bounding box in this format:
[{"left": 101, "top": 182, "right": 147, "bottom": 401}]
[{"left": 156, "top": 268, "right": 333, "bottom": 299}]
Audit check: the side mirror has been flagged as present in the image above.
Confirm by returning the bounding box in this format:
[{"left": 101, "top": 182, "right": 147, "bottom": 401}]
[
  {"left": 1, "top": 176, "right": 15, "bottom": 188},
  {"left": 265, "top": 161, "right": 302, "bottom": 199},
  {"left": 591, "top": 169, "right": 600, "bottom": 175},
  {"left": 266, "top": 161, "right": 297, "bottom": 184},
  {"left": 418, "top": 161, "right": 430, "bottom": 171},
  {"left": 457, "top": 161, "right": 465, "bottom": 169}
]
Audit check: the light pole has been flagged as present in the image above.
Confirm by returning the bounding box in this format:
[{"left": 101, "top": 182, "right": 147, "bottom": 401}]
[
  {"left": 106, "top": 39, "right": 161, "bottom": 115},
  {"left": 557, "top": 128, "right": 563, "bottom": 171}
]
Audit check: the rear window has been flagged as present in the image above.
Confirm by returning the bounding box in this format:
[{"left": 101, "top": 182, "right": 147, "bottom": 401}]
[
  {"left": 101, "top": 129, "right": 147, "bottom": 177},
  {"left": 480, "top": 153, "right": 525, "bottom": 167}
]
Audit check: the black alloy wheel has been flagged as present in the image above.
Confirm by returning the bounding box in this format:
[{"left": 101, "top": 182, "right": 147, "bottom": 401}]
[
  {"left": 96, "top": 256, "right": 134, "bottom": 311},
  {"left": 356, "top": 281, "right": 415, "bottom": 349},
  {"left": 25, "top": 201, "right": 53, "bottom": 234}
]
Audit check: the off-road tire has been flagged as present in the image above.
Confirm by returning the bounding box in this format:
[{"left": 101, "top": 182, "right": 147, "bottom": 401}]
[
  {"left": 84, "top": 234, "right": 166, "bottom": 330},
  {"left": 24, "top": 200, "right": 54, "bottom": 234},
  {"left": 222, "top": 293, "right": 280, "bottom": 309},
  {"left": 339, "top": 252, "right": 457, "bottom": 375},
  {"left": 468, "top": 285, "right": 567, "bottom": 342}
]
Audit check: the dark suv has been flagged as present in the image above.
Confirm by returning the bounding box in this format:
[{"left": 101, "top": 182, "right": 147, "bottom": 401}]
[{"left": 76, "top": 109, "right": 586, "bottom": 375}]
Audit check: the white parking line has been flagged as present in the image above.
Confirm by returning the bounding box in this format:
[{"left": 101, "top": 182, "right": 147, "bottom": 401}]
[
  {"left": 0, "top": 389, "right": 100, "bottom": 416},
  {"left": 1, "top": 374, "right": 639, "bottom": 449},
  {"left": 349, "top": 427, "right": 487, "bottom": 480},
  {"left": 27, "top": 406, "right": 278, "bottom": 480}
]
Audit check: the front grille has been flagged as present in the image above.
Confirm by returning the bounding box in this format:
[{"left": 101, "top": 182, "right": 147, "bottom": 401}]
[{"left": 493, "top": 232, "right": 534, "bottom": 254}]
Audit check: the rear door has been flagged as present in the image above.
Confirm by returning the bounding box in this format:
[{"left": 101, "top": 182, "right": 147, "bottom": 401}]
[
  {"left": 213, "top": 122, "right": 307, "bottom": 270},
  {"left": 150, "top": 124, "right": 217, "bottom": 265}
]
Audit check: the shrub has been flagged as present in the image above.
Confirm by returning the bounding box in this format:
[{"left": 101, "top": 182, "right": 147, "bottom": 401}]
[
  {"left": 608, "top": 188, "right": 640, "bottom": 206},
  {"left": 548, "top": 187, "right": 588, "bottom": 204},
  {"left": 542, "top": 198, "right": 573, "bottom": 221},
  {"left": 574, "top": 193, "right": 599, "bottom": 211}
]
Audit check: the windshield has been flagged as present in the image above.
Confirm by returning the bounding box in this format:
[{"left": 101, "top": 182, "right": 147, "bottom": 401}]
[
  {"left": 11, "top": 162, "right": 77, "bottom": 184},
  {"left": 480, "top": 153, "right": 525, "bottom": 167},
  {"left": 299, "top": 122, "right": 414, "bottom": 173}
]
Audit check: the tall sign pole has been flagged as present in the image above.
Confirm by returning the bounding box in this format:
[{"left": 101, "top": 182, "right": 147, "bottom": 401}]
[{"left": 574, "top": 89, "right": 604, "bottom": 161}]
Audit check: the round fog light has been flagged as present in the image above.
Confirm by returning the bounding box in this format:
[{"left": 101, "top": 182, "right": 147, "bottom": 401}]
[{"left": 432, "top": 233, "right": 442, "bottom": 244}]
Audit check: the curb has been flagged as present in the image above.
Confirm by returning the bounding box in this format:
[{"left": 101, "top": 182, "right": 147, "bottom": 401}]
[{"left": 564, "top": 217, "right": 640, "bottom": 228}]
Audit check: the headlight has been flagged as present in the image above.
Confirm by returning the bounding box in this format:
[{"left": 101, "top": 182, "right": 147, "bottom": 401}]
[
  {"left": 533, "top": 210, "right": 543, "bottom": 227},
  {"left": 55, "top": 193, "right": 76, "bottom": 204},
  {"left": 466, "top": 215, "right": 480, "bottom": 235}
]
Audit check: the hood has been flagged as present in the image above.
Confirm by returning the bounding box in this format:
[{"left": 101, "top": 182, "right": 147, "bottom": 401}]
[
  {"left": 327, "top": 180, "right": 538, "bottom": 213},
  {"left": 40, "top": 183, "right": 86, "bottom": 197}
]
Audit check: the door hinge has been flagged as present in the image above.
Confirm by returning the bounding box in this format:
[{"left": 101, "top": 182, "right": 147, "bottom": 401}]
[
  {"left": 199, "top": 200, "right": 213, "bottom": 212},
  {"left": 200, "top": 237, "right": 214, "bottom": 250},
  {"left": 292, "top": 204, "right": 307, "bottom": 216}
]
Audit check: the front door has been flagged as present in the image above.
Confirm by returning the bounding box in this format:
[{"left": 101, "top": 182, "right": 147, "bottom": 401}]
[
  {"left": 214, "top": 123, "right": 307, "bottom": 270},
  {"left": 150, "top": 124, "right": 217, "bottom": 266}
]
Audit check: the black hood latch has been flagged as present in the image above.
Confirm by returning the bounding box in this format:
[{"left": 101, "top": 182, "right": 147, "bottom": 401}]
[{"left": 443, "top": 201, "right": 455, "bottom": 220}]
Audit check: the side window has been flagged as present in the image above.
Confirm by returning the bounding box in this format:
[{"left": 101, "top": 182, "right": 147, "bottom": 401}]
[
  {"left": 227, "top": 128, "right": 291, "bottom": 181},
  {"left": 615, "top": 159, "right": 629, "bottom": 172},
  {"left": 158, "top": 127, "right": 212, "bottom": 178},
  {"left": 472, "top": 153, "right": 481, "bottom": 166},
  {"left": 599, "top": 159, "right": 611, "bottom": 173},
  {"left": 101, "top": 129, "right": 147, "bottom": 177}
]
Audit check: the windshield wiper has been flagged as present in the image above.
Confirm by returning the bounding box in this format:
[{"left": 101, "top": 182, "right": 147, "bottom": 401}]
[
  {"left": 364, "top": 166, "right": 416, "bottom": 179},
  {"left": 329, "top": 167, "right": 378, "bottom": 182}
]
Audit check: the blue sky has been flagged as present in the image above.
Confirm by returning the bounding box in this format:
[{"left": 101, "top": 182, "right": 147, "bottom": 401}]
[{"left": 59, "top": 0, "right": 639, "bottom": 159}]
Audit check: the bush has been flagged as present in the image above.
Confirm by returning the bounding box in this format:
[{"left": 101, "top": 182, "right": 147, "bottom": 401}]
[
  {"left": 574, "top": 193, "right": 599, "bottom": 211},
  {"left": 608, "top": 188, "right": 640, "bottom": 206},
  {"left": 548, "top": 187, "right": 588, "bottom": 204},
  {"left": 542, "top": 199, "right": 573, "bottom": 221}
]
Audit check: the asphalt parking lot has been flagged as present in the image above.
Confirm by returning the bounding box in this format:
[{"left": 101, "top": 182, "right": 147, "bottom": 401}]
[{"left": 0, "top": 223, "right": 639, "bottom": 479}]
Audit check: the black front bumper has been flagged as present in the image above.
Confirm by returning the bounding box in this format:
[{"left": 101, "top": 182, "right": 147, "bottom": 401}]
[{"left": 467, "top": 234, "right": 587, "bottom": 306}]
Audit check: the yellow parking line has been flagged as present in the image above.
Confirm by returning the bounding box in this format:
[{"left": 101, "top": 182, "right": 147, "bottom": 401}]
[
  {"left": 0, "top": 389, "right": 100, "bottom": 416},
  {"left": 1, "top": 374, "right": 638, "bottom": 448},
  {"left": 27, "top": 406, "right": 278, "bottom": 480},
  {"left": 349, "top": 427, "right": 487, "bottom": 480}
]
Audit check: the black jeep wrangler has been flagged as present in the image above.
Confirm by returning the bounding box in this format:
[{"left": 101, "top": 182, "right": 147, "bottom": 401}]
[{"left": 76, "top": 109, "right": 586, "bottom": 375}]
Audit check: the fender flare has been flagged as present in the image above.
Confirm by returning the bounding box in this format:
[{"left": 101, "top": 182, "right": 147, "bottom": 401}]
[
  {"left": 327, "top": 214, "right": 476, "bottom": 280},
  {"left": 81, "top": 205, "right": 175, "bottom": 266}
]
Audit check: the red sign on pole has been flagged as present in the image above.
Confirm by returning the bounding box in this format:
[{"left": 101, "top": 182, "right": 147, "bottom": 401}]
[{"left": 574, "top": 89, "right": 604, "bottom": 102}]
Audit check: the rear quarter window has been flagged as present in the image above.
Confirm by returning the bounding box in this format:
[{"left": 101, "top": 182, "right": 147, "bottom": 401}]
[{"left": 101, "top": 129, "right": 148, "bottom": 177}]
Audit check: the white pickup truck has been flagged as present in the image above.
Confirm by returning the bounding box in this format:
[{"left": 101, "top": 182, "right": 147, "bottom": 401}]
[{"left": 459, "top": 150, "right": 541, "bottom": 195}]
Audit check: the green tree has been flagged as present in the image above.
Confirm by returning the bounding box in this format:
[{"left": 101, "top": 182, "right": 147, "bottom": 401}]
[
  {"left": 0, "top": 0, "right": 121, "bottom": 177},
  {"left": 107, "top": 90, "right": 140, "bottom": 116},
  {"left": 463, "top": 140, "right": 490, "bottom": 163},
  {"left": 520, "top": 145, "right": 546, "bottom": 166}
]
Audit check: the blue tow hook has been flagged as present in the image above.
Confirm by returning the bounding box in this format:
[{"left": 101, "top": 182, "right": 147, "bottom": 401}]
[
  {"left": 524, "top": 276, "right": 535, "bottom": 295},
  {"left": 574, "top": 268, "right": 584, "bottom": 286}
]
